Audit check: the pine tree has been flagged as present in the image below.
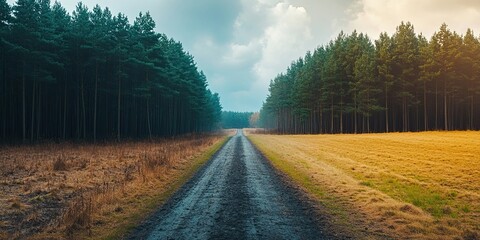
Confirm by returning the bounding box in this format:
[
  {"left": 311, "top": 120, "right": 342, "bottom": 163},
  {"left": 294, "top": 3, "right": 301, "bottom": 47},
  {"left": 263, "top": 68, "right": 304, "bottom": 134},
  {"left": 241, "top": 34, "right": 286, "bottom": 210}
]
[
  {"left": 392, "top": 22, "right": 419, "bottom": 132},
  {"left": 418, "top": 34, "right": 433, "bottom": 131},
  {"left": 0, "top": 0, "right": 10, "bottom": 139},
  {"left": 112, "top": 12, "right": 130, "bottom": 141},
  {"left": 375, "top": 32, "right": 394, "bottom": 132},
  {"left": 11, "top": 0, "right": 40, "bottom": 142},
  {"left": 431, "top": 24, "right": 461, "bottom": 130},
  {"left": 461, "top": 29, "right": 479, "bottom": 130},
  {"left": 51, "top": 1, "right": 71, "bottom": 139},
  {"left": 353, "top": 36, "right": 379, "bottom": 133}
]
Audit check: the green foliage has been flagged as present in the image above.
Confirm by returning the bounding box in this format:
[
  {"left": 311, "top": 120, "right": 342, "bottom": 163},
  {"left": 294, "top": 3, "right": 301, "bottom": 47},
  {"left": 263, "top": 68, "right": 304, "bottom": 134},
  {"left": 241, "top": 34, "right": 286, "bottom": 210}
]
[
  {"left": 0, "top": 1, "right": 221, "bottom": 142},
  {"left": 260, "top": 22, "right": 480, "bottom": 134},
  {"left": 378, "top": 178, "right": 453, "bottom": 218},
  {"left": 221, "top": 111, "right": 253, "bottom": 129}
]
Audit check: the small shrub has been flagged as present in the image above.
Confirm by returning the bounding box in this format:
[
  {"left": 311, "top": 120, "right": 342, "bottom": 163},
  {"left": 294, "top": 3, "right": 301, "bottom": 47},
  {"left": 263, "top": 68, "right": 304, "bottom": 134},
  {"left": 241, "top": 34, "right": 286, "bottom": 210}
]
[
  {"left": 406, "top": 223, "right": 426, "bottom": 234},
  {"left": 360, "top": 181, "right": 372, "bottom": 187},
  {"left": 383, "top": 210, "right": 396, "bottom": 217},
  {"left": 8, "top": 198, "right": 26, "bottom": 210},
  {"left": 461, "top": 205, "right": 470, "bottom": 213},
  {"left": 442, "top": 206, "right": 453, "bottom": 215},
  {"left": 400, "top": 204, "right": 420, "bottom": 215},
  {"left": 448, "top": 191, "right": 458, "bottom": 199},
  {"left": 53, "top": 156, "right": 67, "bottom": 171},
  {"left": 124, "top": 165, "right": 136, "bottom": 181},
  {"left": 78, "top": 159, "right": 88, "bottom": 169},
  {"left": 114, "top": 206, "right": 123, "bottom": 213},
  {"left": 62, "top": 196, "right": 92, "bottom": 236},
  {"left": 462, "top": 229, "right": 480, "bottom": 240},
  {"left": 11, "top": 201, "right": 21, "bottom": 209}
]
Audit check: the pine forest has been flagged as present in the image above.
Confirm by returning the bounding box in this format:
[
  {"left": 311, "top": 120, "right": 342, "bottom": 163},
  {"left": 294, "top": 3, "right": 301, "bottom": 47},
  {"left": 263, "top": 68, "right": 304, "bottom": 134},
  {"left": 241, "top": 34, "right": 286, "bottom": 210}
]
[
  {"left": 260, "top": 22, "right": 480, "bottom": 134},
  {"left": 0, "top": 0, "right": 222, "bottom": 143}
]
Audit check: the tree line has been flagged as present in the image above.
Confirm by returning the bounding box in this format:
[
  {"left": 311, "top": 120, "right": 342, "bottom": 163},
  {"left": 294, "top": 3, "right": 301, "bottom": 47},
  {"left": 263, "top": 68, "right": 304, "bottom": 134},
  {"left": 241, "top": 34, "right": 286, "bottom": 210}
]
[
  {"left": 259, "top": 22, "right": 480, "bottom": 134},
  {"left": 0, "top": 0, "right": 222, "bottom": 143},
  {"left": 221, "top": 111, "right": 253, "bottom": 129}
]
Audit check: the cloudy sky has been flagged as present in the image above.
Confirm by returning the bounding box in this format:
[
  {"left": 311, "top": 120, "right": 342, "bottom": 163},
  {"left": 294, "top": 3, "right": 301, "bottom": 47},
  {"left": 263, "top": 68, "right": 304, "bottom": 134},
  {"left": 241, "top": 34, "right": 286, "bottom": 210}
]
[{"left": 8, "top": 0, "right": 480, "bottom": 111}]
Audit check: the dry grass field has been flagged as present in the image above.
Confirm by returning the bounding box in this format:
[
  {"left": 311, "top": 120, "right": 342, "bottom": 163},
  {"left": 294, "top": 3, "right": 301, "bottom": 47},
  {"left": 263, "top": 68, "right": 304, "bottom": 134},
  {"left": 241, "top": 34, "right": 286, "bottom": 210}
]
[
  {"left": 248, "top": 131, "right": 480, "bottom": 240},
  {"left": 0, "top": 133, "right": 229, "bottom": 239}
]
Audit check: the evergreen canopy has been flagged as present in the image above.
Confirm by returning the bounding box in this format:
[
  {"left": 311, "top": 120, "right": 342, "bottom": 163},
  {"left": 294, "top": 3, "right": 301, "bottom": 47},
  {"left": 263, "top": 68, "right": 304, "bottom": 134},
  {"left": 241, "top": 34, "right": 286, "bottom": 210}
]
[
  {"left": 0, "top": 0, "right": 222, "bottom": 142},
  {"left": 260, "top": 22, "right": 480, "bottom": 134}
]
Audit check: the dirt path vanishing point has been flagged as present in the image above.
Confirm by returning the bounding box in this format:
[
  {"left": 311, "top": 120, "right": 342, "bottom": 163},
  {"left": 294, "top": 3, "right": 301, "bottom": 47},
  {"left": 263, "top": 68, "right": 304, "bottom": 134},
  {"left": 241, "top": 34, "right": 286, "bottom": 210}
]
[{"left": 129, "top": 130, "right": 331, "bottom": 239}]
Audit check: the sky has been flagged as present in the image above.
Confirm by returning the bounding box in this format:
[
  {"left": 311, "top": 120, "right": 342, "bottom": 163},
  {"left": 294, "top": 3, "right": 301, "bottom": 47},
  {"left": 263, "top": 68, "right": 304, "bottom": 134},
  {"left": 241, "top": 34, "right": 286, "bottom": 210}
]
[{"left": 7, "top": 0, "right": 480, "bottom": 112}]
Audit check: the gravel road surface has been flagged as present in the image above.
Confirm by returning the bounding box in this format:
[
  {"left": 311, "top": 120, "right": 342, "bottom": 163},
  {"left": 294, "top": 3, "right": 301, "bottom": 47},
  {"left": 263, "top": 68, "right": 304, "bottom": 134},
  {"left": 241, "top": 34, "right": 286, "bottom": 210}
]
[{"left": 129, "top": 130, "right": 329, "bottom": 239}]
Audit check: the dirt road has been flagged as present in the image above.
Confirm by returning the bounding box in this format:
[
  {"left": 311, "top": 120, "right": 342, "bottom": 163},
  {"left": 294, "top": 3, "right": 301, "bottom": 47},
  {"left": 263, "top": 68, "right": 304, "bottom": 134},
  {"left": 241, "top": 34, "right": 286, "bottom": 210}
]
[{"left": 129, "top": 130, "right": 329, "bottom": 239}]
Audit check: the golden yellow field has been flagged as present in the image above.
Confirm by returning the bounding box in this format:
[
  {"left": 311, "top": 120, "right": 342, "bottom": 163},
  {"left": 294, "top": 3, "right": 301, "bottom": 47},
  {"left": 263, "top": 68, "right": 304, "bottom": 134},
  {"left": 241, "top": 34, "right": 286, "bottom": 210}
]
[{"left": 248, "top": 131, "right": 480, "bottom": 240}]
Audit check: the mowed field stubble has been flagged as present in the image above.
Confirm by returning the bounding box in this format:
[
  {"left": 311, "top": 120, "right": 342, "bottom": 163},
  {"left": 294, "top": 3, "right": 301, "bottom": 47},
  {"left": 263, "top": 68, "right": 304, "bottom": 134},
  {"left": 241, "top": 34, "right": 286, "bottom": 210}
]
[{"left": 248, "top": 131, "right": 480, "bottom": 240}]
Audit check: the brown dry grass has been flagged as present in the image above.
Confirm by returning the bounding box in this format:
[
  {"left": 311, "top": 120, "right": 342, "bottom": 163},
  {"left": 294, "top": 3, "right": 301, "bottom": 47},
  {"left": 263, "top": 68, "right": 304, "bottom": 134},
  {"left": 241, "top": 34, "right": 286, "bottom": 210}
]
[
  {"left": 247, "top": 131, "right": 480, "bottom": 240},
  {"left": 0, "top": 132, "right": 230, "bottom": 239}
]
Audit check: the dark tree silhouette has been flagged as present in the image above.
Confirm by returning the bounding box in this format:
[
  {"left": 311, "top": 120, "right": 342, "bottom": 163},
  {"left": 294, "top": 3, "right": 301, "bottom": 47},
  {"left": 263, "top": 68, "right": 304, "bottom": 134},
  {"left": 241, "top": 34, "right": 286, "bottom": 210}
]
[
  {"left": 260, "top": 22, "right": 480, "bottom": 133},
  {"left": 0, "top": 1, "right": 222, "bottom": 143}
]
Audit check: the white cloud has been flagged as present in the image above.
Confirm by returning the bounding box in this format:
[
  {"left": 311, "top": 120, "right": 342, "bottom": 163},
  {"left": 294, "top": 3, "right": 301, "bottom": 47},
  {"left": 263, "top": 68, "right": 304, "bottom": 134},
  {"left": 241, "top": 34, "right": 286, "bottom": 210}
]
[
  {"left": 224, "top": 1, "right": 314, "bottom": 100},
  {"left": 215, "top": 0, "right": 316, "bottom": 111},
  {"left": 223, "top": 41, "right": 261, "bottom": 66},
  {"left": 253, "top": 3, "right": 313, "bottom": 86},
  {"left": 346, "top": 0, "right": 480, "bottom": 38}
]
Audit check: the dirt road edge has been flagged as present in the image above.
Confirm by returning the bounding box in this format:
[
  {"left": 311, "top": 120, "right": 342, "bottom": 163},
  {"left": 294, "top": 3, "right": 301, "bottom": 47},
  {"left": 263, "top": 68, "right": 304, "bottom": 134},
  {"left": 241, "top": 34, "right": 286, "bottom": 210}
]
[
  {"left": 96, "top": 136, "right": 231, "bottom": 240},
  {"left": 247, "top": 134, "right": 373, "bottom": 239}
]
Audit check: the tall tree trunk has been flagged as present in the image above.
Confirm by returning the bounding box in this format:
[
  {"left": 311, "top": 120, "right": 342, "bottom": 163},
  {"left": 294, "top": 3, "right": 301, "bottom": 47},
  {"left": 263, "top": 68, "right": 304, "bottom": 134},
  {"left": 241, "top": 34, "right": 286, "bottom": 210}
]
[
  {"left": 385, "top": 84, "right": 389, "bottom": 133},
  {"left": 81, "top": 73, "right": 86, "bottom": 139},
  {"left": 30, "top": 66, "right": 36, "bottom": 143},
  {"left": 320, "top": 104, "right": 323, "bottom": 134},
  {"left": 354, "top": 94, "right": 357, "bottom": 134},
  {"left": 37, "top": 85, "right": 41, "bottom": 140},
  {"left": 94, "top": 62, "right": 98, "bottom": 143},
  {"left": 471, "top": 95, "right": 474, "bottom": 130},
  {"left": 172, "top": 98, "right": 177, "bottom": 136},
  {"left": 22, "top": 61, "right": 26, "bottom": 143},
  {"left": 56, "top": 90, "right": 61, "bottom": 139},
  {"left": 402, "top": 96, "right": 406, "bottom": 132},
  {"left": 105, "top": 82, "right": 109, "bottom": 138},
  {"left": 2, "top": 54, "right": 7, "bottom": 140},
  {"left": 63, "top": 74, "right": 67, "bottom": 140},
  {"left": 367, "top": 92, "right": 371, "bottom": 133},
  {"left": 435, "top": 79, "right": 438, "bottom": 129},
  {"left": 330, "top": 96, "right": 334, "bottom": 133},
  {"left": 56, "top": 91, "right": 60, "bottom": 139},
  {"left": 147, "top": 99, "right": 152, "bottom": 140},
  {"left": 450, "top": 94, "right": 454, "bottom": 130},
  {"left": 423, "top": 80, "right": 427, "bottom": 131},
  {"left": 76, "top": 80, "right": 80, "bottom": 139},
  {"left": 415, "top": 95, "right": 419, "bottom": 132},
  {"left": 117, "top": 61, "right": 121, "bottom": 142},
  {"left": 362, "top": 114, "right": 365, "bottom": 133},
  {"left": 340, "top": 95, "right": 343, "bottom": 133},
  {"left": 2, "top": 58, "right": 6, "bottom": 140},
  {"left": 444, "top": 78, "right": 448, "bottom": 130},
  {"left": 367, "top": 114, "right": 370, "bottom": 133},
  {"left": 133, "top": 96, "right": 138, "bottom": 137}
]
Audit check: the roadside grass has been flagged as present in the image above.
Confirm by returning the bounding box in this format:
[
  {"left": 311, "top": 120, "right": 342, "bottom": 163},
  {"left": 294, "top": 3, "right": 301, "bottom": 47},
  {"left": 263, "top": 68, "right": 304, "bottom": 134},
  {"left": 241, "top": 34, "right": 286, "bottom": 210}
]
[
  {"left": 0, "top": 132, "right": 231, "bottom": 239},
  {"left": 247, "top": 131, "right": 480, "bottom": 240},
  {"left": 247, "top": 136, "right": 358, "bottom": 238},
  {"left": 374, "top": 177, "right": 453, "bottom": 218},
  {"left": 94, "top": 135, "right": 231, "bottom": 240}
]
